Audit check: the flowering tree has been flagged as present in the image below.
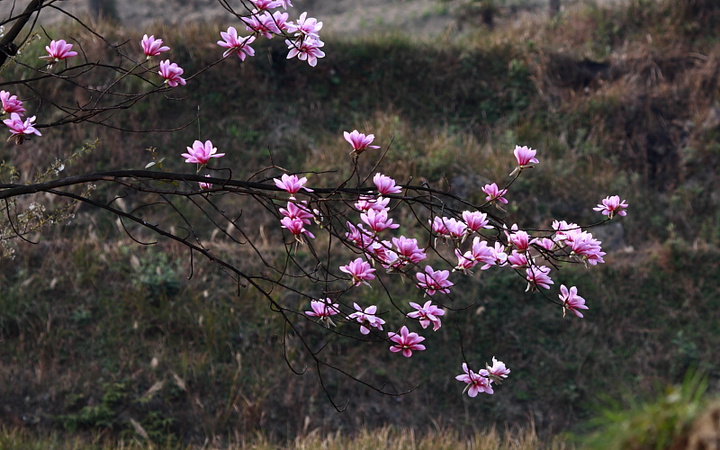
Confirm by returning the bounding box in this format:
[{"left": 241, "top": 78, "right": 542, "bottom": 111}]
[{"left": 0, "top": 0, "right": 627, "bottom": 406}]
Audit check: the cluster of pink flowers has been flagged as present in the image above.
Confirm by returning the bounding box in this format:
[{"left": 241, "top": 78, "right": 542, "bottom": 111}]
[
  {"left": 216, "top": 3, "right": 325, "bottom": 67},
  {"left": 456, "top": 358, "right": 511, "bottom": 397},
  {"left": 182, "top": 126, "right": 628, "bottom": 398},
  {"left": 1, "top": 90, "right": 39, "bottom": 140},
  {"left": 138, "top": 34, "right": 186, "bottom": 87}
]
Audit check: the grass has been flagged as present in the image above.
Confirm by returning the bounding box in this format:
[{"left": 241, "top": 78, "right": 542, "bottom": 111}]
[{"left": 1, "top": 0, "right": 720, "bottom": 446}]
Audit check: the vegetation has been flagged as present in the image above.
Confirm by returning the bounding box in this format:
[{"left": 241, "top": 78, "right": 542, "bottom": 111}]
[{"left": 1, "top": 0, "right": 720, "bottom": 446}]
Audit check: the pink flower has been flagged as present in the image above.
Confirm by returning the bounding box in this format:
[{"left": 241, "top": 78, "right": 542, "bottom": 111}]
[
  {"left": 510, "top": 145, "right": 539, "bottom": 175},
  {"left": 355, "top": 195, "right": 390, "bottom": 212},
  {"left": 286, "top": 36, "right": 325, "bottom": 67},
  {"left": 347, "top": 303, "right": 385, "bottom": 334},
  {"left": 388, "top": 326, "right": 426, "bottom": 357},
  {"left": 482, "top": 183, "right": 508, "bottom": 205},
  {"left": 181, "top": 140, "right": 224, "bottom": 165},
  {"left": 217, "top": 27, "right": 256, "bottom": 60},
  {"left": 507, "top": 251, "right": 529, "bottom": 269},
  {"left": 491, "top": 241, "right": 508, "bottom": 266},
  {"left": 158, "top": 60, "right": 186, "bottom": 87},
  {"left": 470, "top": 238, "right": 497, "bottom": 269},
  {"left": 552, "top": 220, "right": 580, "bottom": 241},
  {"left": 407, "top": 300, "right": 445, "bottom": 331},
  {"left": 593, "top": 195, "right": 629, "bottom": 219},
  {"left": 373, "top": 173, "right": 402, "bottom": 195},
  {"left": 525, "top": 265, "right": 554, "bottom": 291},
  {"left": 559, "top": 284, "right": 588, "bottom": 318},
  {"left": 3, "top": 113, "right": 40, "bottom": 137},
  {"left": 242, "top": 11, "right": 278, "bottom": 39},
  {"left": 454, "top": 249, "right": 477, "bottom": 273},
  {"left": 456, "top": 363, "right": 493, "bottom": 397},
  {"left": 345, "top": 222, "right": 375, "bottom": 252},
  {"left": 305, "top": 298, "right": 339, "bottom": 327},
  {"left": 0, "top": 91, "right": 25, "bottom": 115},
  {"left": 361, "top": 208, "right": 399, "bottom": 233},
  {"left": 287, "top": 12, "right": 323, "bottom": 38},
  {"left": 344, "top": 130, "right": 380, "bottom": 156},
  {"left": 392, "top": 236, "right": 427, "bottom": 264},
  {"left": 339, "top": 257, "right": 376, "bottom": 287},
  {"left": 279, "top": 201, "right": 313, "bottom": 224},
  {"left": 280, "top": 216, "right": 315, "bottom": 239},
  {"left": 249, "top": 0, "right": 282, "bottom": 10},
  {"left": 486, "top": 357, "right": 511, "bottom": 380},
  {"left": 198, "top": 174, "right": 213, "bottom": 190},
  {"left": 535, "top": 238, "right": 556, "bottom": 251},
  {"left": 565, "top": 230, "right": 605, "bottom": 266},
  {"left": 462, "top": 210, "right": 492, "bottom": 232},
  {"left": 271, "top": 11, "right": 290, "bottom": 33},
  {"left": 431, "top": 217, "right": 466, "bottom": 240},
  {"left": 141, "top": 34, "right": 170, "bottom": 58},
  {"left": 40, "top": 39, "right": 77, "bottom": 65},
  {"left": 273, "top": 174, "right": 313, "bottom": 196},
  {"left": 416, "top": 265, "right": 453, "bottom": 296},
  {"left": 507, "top": 226, "right": 531, "bottom": 252}
]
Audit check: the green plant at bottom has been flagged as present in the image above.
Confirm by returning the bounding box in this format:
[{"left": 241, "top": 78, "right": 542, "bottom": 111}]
[{"left": 581, "top": 369, "right": 709, "bottom": 449}]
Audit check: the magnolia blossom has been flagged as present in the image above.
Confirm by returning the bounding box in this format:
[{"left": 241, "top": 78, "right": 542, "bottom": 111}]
[
  {"left": 273, "top": 174, "right": 313, "bottom": 196},
  {"left": 407, "top": 300, "right": 444, "bottom": 331},
  {"left": 482, "top": 183, "right": 508, "bottom": 205},
  {"left": 559, "top": 284, "right": 588, "bottom": 318},
  {"left": 3, "top": 113, "right": 40, "bottom": 137},
  {"left": 507, "top": 227, "right": 531, "bottom": 252},
  {"left": 345, "top": 222, "right": 375, "bottom": 251},
  {"left": 158, "top": 60, "right": 186, "bottom": 87},
  {"left": 431, "top": 217, "right": 466, "bottom": 240},
  {"left": 0, "top": 91, "right": 25, "bottom": 115},
  {"left": 279, "top": 201, "right": 313, "bottom": 224},
  {"left": 487, "top": 357, "right": 511, "bottom": 380},
  {"left": 462, "top": 210, "right": 491, "bottom": 232},
  {"left": 344, "top": 130, "right": 380, "bottom": 156},
  {"left": 355, "top": 195, "right": 390, "bottom": 212},
  {"left": 249, "top": 0, "right": 282, "bottom": 10},
  {"left": 565, "top": 230, "right": 605, "bottom": 266},
  {"left": 525, "top": 265, "right": 554, "bottom": 291},
  {"left": 373, "top": 173, "right": 402, "bottom": 195},
  {"left": 280, "top": 216, "right": 315, "bottom": 239},
  {"left": 388, "top": 326, "right": 426, "bottom": 357},
  {"left": 141, "top": 34, "right": 170, "bottom": 57},
  {"left": 392, "top": 236, "right": 426, "bottom": 264},
  {"left": 40, "top": 39, "right": 77, "bottom": 65},
  {"left": 217, "top": 27, "right": 256, "bottom": 60},
  {"left": 361, "top": 208, "right": 399, "bottom": 233},
  {"left": 198, "top": 174, "right": 213, "bottom": 190},
  {"left": 181, "top": 140, "right": 224, "bottom": 165},
  {"left": 242, "top": 12, "right": 278, "bottom": 39},
  {"left": 507, "top": 251, "right": 529, "bottom": 269},
  {"left": 416, "top": 265, "right": 453, "bottom": 296},
  {"left": 305, "top": 298, "right": 339, "bottom": 327},
  {"left": 347, "top": 303, "right": 385, "bottom": 334},
  {"left": 510, "top": 145, "right": 539, "bottom": 176},
  {"left": 286, "top": 37, "right": 325, "bottom": 67},
  {"left": 593, "top": 195, "right": 629, "bottom": 219},
  {"left": 287, "top": 11, "right": 323, "bottom": 38},
  {"left": 456, "top": 363, "right": 493, "bottom": 397},
  {"left": 339, "top": 257, "right": 376, "bottom": 286}
]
